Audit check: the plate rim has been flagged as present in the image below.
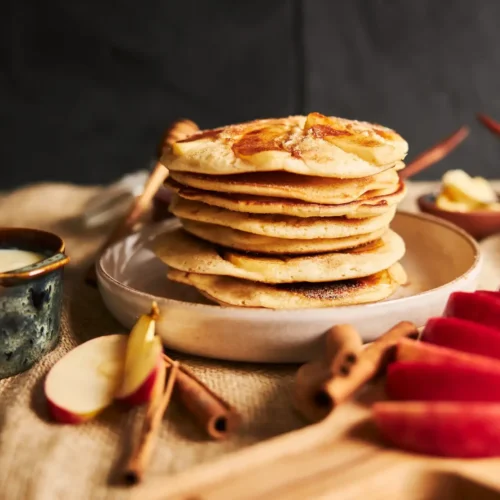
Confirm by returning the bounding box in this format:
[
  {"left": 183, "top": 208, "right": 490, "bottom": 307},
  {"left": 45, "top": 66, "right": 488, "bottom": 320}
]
[{"left": 97, "top": 210, "right": 482, "bottom": 320}]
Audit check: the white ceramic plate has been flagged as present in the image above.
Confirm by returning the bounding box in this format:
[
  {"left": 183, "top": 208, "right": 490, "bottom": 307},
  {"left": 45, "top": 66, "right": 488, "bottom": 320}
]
[{"left": 97, "top": 212, "right": 482, "bottom": 363}]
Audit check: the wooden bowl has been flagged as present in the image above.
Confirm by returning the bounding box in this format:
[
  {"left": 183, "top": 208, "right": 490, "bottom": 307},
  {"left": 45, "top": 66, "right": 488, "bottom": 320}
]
[{"left": 418, "top": 193, "right": 500, "bottom": 240}]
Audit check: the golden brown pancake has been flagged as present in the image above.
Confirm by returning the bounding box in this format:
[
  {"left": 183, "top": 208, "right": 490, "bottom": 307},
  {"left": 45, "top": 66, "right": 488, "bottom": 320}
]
[
  {"left": 169, "top": 195, "right": 397, "bottom": 239},
  {"left": 167, "top": 263, "right": 407, "bottom": 309},
  {"left": 168, "top": 167, "right": 400, "bottom": 205},
  {"left": 162, "top": 113, "right": 408, "bottom": 178},
  {"left": 165, "top": 177, "right": 406, "bottom": 218},
  {"left": 154, "top": 228, "right": 405, "bottom": 283},
  {"left": 181, "top": 218, "right": 388, "bottom": 254}
]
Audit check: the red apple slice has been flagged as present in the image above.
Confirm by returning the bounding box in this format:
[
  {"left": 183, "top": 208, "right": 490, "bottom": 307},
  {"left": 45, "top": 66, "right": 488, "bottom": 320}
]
[
  {"left": 115, "top": 303, "right": 164, "bottom": 405},
  {"left": 475, "top": 290, "right": 500, "bottom": 301},
  {"left": 396, "top": 338, "right": 500, "bottom": 369},
  {"left": 386, "top": 361, "right": 500, "bottom": 402},
  {"left": 444, "top": 291, "right": 500, "bottom": 331},
  {"left": 45, "top": 335, "right": 128, "bottom": 424},
  {"left": 422, "top": 317, "right": 500, "bottom": 360},
  {"left": 373, "top": 401, "right": 500, "bottom": 458}
]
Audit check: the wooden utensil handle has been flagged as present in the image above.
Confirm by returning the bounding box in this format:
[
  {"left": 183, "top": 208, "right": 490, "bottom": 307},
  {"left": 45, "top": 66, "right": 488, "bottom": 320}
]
[
  {"left": 85, "top": 118, "right": 199, "bottom": 286},
  {"left": 399, "top": 126, "right": 469, "bottom": 180}
]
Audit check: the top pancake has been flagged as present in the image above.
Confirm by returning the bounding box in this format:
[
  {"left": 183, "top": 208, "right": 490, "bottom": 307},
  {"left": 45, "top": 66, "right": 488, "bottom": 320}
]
[
  {"left": 162, "top": 113, "right": 408, "bottom": 179},
  {"left": 168, "top": 166, "right": 401, "bottom": 205}
]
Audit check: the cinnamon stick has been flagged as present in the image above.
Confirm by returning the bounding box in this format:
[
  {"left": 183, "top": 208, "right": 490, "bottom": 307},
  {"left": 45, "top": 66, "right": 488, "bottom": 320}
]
[
  {"left": 293, "top": 324, "right": 363, "bottom": 423},
  {"left": 293, "top": 359, "right": 332, "bottom": 423},
  {"left": 294, "top": 321, "right": 418, "bottom": 422},
  {"left": 124, "top": 361, "right": 179, "bottom": 485},
  {"left": 477, "top": 113, "right": 500, "bottom": 137},
  {"left": 162, "top": 354, "right": 241, "bottom": 439},
  {"left": 326, "top": 324, "right": 364, "bottom": 377},
  {"left": 85, "top": 118, "right": 199, "bottom": 285},
  {"left": 399, "top": 126, "right": 469, "bottom": 180},
  {"left": 316, "top": 321, "right": 418, "bottom": 416}
]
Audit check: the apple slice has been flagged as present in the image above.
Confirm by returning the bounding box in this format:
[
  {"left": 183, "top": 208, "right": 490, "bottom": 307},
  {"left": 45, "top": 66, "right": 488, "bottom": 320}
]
[
  {"left": 444, "top": 291, "right": 500, "bottom": 331},
  {"left": 45, "top": 335, "right": 128, "bottom": 424},
  {"left": 422, "top": 317, "right": 500, "bottom": 360},
  {"left": 373, "top": 401, "right": 500, "bottom": 458},
  {"left": 115, "top": 303, "right": 164, "bottom": 405},
  {"left": 386, "top": 361, "right": 500, "bottom": 402},
  {"left": 396, "top": 338, "right": 500, "bottom": 369},
  {"left": 475, "top": 290, "right": 500, "bottom": 301}
]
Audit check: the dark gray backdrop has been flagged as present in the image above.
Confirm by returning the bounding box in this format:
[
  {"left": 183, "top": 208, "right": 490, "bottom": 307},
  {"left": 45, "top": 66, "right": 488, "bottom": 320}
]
[{"left": 2, "top": 0, "right": 500, "bottom": 188}]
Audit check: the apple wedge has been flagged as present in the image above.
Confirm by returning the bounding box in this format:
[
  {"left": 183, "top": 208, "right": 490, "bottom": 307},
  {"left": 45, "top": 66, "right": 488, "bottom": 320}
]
[
  {"left": 115, "top": 303, "right": 164, "bottom": 406},
  {"left": 373, "top": 401, "right": 500, "bottom": 458},
  {"left": 396, "top": 338, "right": 500, "bottom": 369},
  {"left": 386, "top": 361, "right": 500, "bottom": 402},
  {"left": 444, "top": 291, "right": 500, "bottom": 331},
  {"left": 475, "top": 290, "right": 500, "bottom": 301},
  {"left": 421, "top": 317, "right": 500, "bottom": 360},
  {"left": 45, "top": 335, "right": 128, "bottom": 424}
]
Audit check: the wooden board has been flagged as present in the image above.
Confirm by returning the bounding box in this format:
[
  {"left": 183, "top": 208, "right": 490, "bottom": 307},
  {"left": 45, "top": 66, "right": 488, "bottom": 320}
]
[{"left": 132, "top": 382, "right": 500, "bottom": 499}]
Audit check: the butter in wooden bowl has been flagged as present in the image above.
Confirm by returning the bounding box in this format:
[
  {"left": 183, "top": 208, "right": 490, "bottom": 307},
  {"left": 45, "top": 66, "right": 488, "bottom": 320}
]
[
  {"left": 0, "top": 228, "right": 70, "bottom": 379},
  {"left": 418, "top": 170, "right": 500, "bottom": 239},
  {"left": 436, "top": 170, "right": 500, "bottom": 212}
]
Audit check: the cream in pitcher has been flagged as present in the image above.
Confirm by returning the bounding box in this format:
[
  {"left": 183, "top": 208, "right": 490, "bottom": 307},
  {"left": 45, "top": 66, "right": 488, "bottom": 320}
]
[{"left": 0, "top": 249, "right": 44, "bottom": 273}]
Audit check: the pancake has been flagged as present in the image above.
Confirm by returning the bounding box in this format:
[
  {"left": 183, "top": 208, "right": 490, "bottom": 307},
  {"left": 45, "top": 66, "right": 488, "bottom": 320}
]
[
  {"left": 162, "top": 113, "right": 408, "bottom": 178},
  {"left": 167, "top": 263, "right": 407, "bottom": 309},
  {"left": 169, "top": 195, "right": 397, "bottom": 239},
  {"left": 181, "top": 219, "right": 388, "bottom": 254},
  {"left": 153, "top": 228, "right": 405, "bottom": 284},
  {"left": 168, "top": 167, "right": 401, "bottom": 205},
  {"left": 165, "top": 178, "right": 406, "bottom": 218}
]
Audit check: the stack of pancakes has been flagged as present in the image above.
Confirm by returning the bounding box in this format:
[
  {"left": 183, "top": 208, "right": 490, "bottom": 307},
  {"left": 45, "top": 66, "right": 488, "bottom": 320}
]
[{"left": 154, "top": 112, "right": 409, "bottom": 309}]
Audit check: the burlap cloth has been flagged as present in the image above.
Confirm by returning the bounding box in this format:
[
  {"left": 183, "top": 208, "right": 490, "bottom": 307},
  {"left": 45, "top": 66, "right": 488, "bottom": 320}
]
[{"left": 0, "top": 181, "right": 497, "bottom": 500}]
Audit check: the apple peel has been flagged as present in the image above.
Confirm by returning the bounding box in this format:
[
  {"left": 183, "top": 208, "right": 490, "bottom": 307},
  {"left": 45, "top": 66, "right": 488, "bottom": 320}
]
[
  {"left": 422, "top": 317, "right": 500, "bottom": 360},
  {"left": 374, "top": 401, "right": 500, "bottom": 458},
  {"left": 396, "top": 338, "right": 500, "bottom": 369},
  {"left": 444, "top": 291, "right": 500, "bottom": 331},
  {"left": 386, "top": 361, "right": 500, "bottom": 402},
  {"left": 475, "top": 290, "right": 500, "bottom": 301}
]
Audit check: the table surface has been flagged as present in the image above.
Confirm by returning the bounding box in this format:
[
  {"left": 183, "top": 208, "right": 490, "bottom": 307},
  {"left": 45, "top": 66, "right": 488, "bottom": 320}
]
[{"left": 0, "top": 180, "right": 499, "bottom": 500}]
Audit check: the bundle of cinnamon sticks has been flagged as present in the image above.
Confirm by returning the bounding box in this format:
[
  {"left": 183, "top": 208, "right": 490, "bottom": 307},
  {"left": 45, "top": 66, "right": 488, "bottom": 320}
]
[
  {"left": 293, "top": 321, "right": 419, "bottom": 423},
  {"left": 124, "top": 352, "right": 241, "bottom": 484}
]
